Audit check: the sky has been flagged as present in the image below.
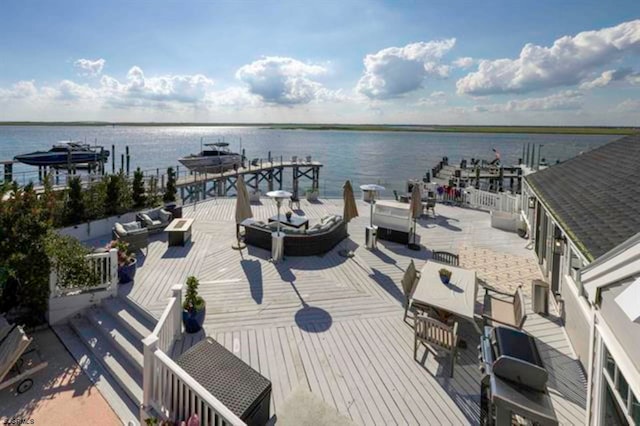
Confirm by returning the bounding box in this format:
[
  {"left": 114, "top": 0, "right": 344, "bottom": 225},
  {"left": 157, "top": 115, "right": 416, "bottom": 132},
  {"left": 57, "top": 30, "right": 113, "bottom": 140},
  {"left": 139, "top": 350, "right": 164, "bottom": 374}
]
[{"left": 0, "top": 0, "right": 639, "bottom": 125}]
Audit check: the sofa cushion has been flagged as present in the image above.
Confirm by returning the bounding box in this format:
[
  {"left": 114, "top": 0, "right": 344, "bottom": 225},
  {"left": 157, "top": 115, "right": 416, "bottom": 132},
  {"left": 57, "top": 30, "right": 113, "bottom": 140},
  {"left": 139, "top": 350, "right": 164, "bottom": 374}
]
[
  {"left": 114, "top": 222, "right": 127, "bottom": 236},
  {"left": 159, "top": 209, "right": 172, "bottom": 223},
  {"left": 140, "top": 213, "right": 154, "bottom": 227},
  {"left": 122, "top": 221, "right": 141, "bottom": 232},
  {"left": 284, "top": 227, "right": 306, "bottom": 235},
  {"left": 484, "top": 296, "right": 516, "bottom": 327}
]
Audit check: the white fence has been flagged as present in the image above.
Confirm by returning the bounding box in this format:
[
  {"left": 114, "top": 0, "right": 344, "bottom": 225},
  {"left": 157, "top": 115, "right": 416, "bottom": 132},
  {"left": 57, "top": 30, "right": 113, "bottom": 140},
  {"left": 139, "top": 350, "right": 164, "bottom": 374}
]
[
  {"left": 48, "top": 249, "right": 119, "bottom": 324},
  {"left": 463, "top": 188, "right": 521, "bottom": 213},
  {"left": 142, "top": 285, "right": 245, "bottom": 426}
]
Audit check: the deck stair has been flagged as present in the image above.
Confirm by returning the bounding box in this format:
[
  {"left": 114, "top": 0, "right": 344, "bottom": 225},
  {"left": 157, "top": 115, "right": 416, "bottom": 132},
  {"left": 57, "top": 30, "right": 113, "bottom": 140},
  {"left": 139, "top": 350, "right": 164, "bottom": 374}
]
[{"left": 53, "top": 295, "right": 156, "bottom": 426}]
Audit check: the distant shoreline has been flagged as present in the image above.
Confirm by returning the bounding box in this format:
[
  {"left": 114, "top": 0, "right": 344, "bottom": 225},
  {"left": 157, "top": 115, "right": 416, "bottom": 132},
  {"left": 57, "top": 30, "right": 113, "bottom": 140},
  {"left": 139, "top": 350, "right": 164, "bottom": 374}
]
[{"left": 0, "top": 122, "right": 637, "bottom": 135}]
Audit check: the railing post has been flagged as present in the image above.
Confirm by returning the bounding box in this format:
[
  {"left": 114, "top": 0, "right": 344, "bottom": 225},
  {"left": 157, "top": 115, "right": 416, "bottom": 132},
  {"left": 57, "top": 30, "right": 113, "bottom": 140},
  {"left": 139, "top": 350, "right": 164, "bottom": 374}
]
[
  {"left": 141, "top": 334, "right": 159, "bottom": 420},
  {"left": 171, "top": 284, "right": 183, "bottom": 338}
]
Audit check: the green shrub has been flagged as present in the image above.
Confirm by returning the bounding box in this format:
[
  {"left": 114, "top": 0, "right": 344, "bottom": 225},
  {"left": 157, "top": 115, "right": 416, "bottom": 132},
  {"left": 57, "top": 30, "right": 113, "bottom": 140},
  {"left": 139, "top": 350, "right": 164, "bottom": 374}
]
[
  {"left": 105, "top": 172, "right": 132, "bottom": 216},
  {"left": 83, "top": 178, "right": 107, "bottom": 221},
  {"left": 132, "top": 168, "right": 147, "bottom": 208},
  {"left": 146, "top": 176, "right": 162, "bottom": 207},
  {"left": 66, "top": 176, "right": 85, "bottom": 224},
  {"left": 45, "top": 233, "right": 101, "bottom": 291},
  {"left": 163, "top": 167, "right": 177, "bottom": 203}
]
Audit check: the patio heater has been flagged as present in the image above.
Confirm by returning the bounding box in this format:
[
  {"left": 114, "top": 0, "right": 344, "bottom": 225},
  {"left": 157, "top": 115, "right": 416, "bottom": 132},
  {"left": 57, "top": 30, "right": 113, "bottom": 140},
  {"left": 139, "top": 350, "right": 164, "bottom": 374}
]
[
  {"left": 360, "top": 184, "right": 385, "bottom": 250},
  {"left": 266, "top": 190, "right": 292, "bottom": 262}
]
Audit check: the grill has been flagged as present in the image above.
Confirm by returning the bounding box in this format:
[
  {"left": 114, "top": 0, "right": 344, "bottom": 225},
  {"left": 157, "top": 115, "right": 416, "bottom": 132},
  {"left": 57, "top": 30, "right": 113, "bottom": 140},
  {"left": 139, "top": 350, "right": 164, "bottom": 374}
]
[{"left": 479, "top": 326, "right": 558, "bottom": 426}]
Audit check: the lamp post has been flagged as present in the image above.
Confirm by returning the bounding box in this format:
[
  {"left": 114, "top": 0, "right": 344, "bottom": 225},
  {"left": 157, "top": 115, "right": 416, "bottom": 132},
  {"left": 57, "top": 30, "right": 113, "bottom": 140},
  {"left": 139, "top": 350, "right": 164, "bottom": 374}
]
[
  {"left": 360, "top": 184, "right": 385, "bottom": 249},
  {"left": 266, "top": 190, "right": 292, "bottom": 262}
]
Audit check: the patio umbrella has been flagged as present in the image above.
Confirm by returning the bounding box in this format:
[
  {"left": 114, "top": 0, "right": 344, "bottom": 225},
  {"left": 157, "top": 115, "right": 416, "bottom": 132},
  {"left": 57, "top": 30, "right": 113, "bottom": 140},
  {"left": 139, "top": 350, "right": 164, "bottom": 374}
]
[
  {"left": 408, "top": 184, "right": 422, "bottom": 250},
  {"left": 342, "top": 180, "right": 359, "bottom": 224},
  {"left": 233, "top": 176, "right": 252, "bottom": 250}
]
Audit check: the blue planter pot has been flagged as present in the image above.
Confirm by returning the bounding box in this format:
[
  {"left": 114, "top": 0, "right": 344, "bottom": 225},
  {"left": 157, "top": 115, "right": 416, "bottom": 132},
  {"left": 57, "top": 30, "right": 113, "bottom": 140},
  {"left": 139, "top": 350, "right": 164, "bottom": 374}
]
[
  {"left": 183, "top": 304, "right": 206, "bottom": 334},
  {"left": 118, "top": 259, "right": 137, "bottom": 284},
  {"left": 439, "top": 274, "right": 450, "bottom": 284}
]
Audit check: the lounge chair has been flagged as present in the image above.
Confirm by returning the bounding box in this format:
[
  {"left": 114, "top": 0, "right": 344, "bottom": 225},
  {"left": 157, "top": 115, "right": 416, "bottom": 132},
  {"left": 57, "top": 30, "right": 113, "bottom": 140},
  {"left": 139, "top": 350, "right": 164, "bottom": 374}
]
[
  {"left": 482, "top": 285, "right": 527, "bottom": 329},
  {"left": 137, "top": 207, "right": 173, "bottom": 233},
  {"left": 431, "top": 251, "right": 459, "bottom": 266},
  {"left": 113, "top": 221, "right": 149, "bottom": 253},
  {"left": 0, "top": 321, "right": 48, "bottom": 394},
  {"left": 414, "top": 315, "right": 459, "bottom": 377}
]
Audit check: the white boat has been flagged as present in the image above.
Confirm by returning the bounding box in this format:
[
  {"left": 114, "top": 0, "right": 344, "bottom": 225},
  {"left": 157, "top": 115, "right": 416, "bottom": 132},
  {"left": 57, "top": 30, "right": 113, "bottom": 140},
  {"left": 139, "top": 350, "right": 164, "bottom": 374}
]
[{"left": 178, "top": 142, "right": 242, "bottom": 173}]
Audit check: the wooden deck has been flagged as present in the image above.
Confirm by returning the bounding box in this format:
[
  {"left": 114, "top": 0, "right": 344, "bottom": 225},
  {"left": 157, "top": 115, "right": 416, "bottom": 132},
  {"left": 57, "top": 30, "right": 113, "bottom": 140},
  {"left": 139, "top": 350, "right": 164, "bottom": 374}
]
[{"left": 119, "top": 198, "right": 586, "bottom": 425}]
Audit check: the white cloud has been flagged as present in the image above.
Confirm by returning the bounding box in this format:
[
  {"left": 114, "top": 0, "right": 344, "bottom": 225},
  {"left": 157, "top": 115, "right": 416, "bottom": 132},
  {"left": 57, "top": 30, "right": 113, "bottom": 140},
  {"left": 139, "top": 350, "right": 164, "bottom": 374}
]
[
  {"left": 616, "top": 99, "right": 640, "bottom": 112},
  {"left": 356, "top": 39, "right": 456, "bottom": 99},
  {"left": 471, "top": 91, "right": 584, "bottom": 113},
  {"left": 0, "top": 80, "right": 38, "bottom": 99},
  {"left": 74, "top": 58, "right": 106, "bottom": 76},
  {"left": 579, "top": 68, "right": 639, "bottom": 89},
  {"left": 453, "top": 57, "right": 475, "bottom": 69},
  {"left": 57, "top": 80, "right": 96, "bottom": 100},
  {"left": 235, "top": 56, "right": 340, "bottom": 105},
  {"left": 457, "top": 19, "right": 640, "bottom": 96},
  {"left": 416, "top": 90, "right": 447, "bottom": 106}
]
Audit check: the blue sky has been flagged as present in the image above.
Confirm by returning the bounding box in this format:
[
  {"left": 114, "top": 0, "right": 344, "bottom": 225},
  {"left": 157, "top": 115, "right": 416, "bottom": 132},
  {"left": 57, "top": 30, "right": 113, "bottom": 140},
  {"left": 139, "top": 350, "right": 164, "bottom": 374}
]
[{"left": 1, "top": 0, "right": 639, "bottom": 124}]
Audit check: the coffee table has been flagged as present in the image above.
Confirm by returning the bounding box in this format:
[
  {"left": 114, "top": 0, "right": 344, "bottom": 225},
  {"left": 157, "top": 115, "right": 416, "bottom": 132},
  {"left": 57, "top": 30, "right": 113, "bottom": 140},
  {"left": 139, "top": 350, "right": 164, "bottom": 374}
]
[
  {"left": 165, "top": 218, "right": 194, "bottom": 246},
  {"left": 268, "top": 214, "right": 309, "bottom": 230}
]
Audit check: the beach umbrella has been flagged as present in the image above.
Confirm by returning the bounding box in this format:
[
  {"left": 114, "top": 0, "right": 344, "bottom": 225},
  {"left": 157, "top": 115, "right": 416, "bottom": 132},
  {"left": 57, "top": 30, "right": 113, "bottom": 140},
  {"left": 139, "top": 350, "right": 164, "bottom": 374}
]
[
  {"left": 233, "top": 176, "right": 252, "bottom": 250},
  {"left": 408, "top": 184, "right": 421, "bottom": 250},
  {"left": 342, "top": 180, "right": 359, "bottom": 224}
]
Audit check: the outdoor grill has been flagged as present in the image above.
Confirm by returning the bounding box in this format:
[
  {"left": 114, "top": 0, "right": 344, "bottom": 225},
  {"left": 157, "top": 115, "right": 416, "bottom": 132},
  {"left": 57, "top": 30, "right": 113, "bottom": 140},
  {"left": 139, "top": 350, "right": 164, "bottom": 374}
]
[{"left": 479, "top": 326, "right": 558, "bottom": 426}]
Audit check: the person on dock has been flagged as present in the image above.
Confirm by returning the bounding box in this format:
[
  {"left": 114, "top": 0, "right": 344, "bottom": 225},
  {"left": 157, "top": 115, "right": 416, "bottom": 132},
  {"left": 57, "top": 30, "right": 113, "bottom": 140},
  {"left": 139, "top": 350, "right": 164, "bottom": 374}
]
[{"left": 489, "top": 148, "right": 501, "bottom": 166}]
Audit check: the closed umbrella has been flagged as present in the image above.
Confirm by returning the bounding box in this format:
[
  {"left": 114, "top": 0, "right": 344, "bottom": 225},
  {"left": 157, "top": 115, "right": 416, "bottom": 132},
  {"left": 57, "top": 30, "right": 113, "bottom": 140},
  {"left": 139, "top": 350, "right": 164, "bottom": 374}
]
[
  {"left": 233, "top": 176, "right": 252, "bottom": 250},
  {"left": 408, "top": 184, "right": 421, "bottom": 250},
  {"left": 342, "top": 180, "right": 359, "bottom": 224}
]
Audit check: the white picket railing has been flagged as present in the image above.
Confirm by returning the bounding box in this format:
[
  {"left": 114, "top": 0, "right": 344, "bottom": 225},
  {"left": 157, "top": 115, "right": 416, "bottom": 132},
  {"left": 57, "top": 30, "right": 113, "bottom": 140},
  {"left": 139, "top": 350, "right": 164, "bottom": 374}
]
[
  {"left": 50, "top": 248, "right": 118, "bottom": 296},
  {"left": 142, "top": 285, "right": 245, "bottom": 426},
  {"left": 464, "top": 188, "right": 520, "bottom": 213}
]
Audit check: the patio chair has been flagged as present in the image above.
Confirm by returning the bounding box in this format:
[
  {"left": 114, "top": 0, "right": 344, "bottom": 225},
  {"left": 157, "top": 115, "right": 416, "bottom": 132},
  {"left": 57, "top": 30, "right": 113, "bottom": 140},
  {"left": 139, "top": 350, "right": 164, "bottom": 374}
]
[
  {"left": 0, "top": 324, "right": 48, "bottom": 394},
  {"left": 289, "top": 194, "right": 301, "bottom": 210},
  {"left": 482, "top": 285, "right": 527, "bottom": 329},
  {"left": 414, "top": 315, "right": 459, "bottom": 377},
  {"left": 401, "top": 260, "right": 427, "bottom": 322},
  {"left": 423, "top": 198, "right": 436, "bottom": 216},
  {"left": 432, "top": 251, "right": 459, "bottom": 266}
]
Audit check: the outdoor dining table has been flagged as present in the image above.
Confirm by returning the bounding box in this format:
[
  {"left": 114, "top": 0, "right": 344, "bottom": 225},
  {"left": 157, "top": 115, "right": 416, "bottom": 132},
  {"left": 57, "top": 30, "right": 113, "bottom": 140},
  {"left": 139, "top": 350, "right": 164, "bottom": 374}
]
[{"left": 413, "top": 260, "right": 480, "bottom": 332}]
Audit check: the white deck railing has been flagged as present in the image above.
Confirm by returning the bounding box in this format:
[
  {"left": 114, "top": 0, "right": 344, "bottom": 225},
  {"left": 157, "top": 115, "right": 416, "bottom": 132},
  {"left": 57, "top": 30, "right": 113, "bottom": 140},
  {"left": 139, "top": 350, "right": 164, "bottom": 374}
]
[
  {"left": 142, "top": 285, "right": 245, "bottom": 426},
  {"left": 50, "top": 248, "right": 118, "bottom": 296},
  {"left": 463, "top": 188, "right": 520, "bottom": 213}
]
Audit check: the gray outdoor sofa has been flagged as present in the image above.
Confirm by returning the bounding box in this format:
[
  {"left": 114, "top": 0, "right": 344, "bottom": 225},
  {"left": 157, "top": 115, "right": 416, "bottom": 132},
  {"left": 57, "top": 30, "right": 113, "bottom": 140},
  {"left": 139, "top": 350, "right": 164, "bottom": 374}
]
[
  {"left": 136, "top": 207, "right": 173, "bottom": 233},
  {"left": 113, "top": 221, "right": 149, "bottom": 252},
  {"left": 242, "top": 214, "right": 347, "bottom": 256}
]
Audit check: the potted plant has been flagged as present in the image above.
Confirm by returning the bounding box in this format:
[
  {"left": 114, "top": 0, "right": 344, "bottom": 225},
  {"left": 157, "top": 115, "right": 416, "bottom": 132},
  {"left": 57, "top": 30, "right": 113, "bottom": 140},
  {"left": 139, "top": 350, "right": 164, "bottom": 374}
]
[
  {"left": 285, "top": 210, "right": 293, "bottom": 221},
  {"left": 439, "top": 268, "right": 452, "bottom": 284},
  {"left": 305, "top": 187, "right": 319, "bottom": 201},
  {"left": 182, "top": 276, "right": 206, "bottom": 333},
  {"left": 107, "top": 240, "right": 137, "bottom": 284}
]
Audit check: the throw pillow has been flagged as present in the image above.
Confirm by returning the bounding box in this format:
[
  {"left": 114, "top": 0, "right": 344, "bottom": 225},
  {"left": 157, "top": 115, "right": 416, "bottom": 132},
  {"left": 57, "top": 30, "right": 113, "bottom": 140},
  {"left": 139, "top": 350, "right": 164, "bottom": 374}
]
[
  {"left": 123, "top": 221, "right": 141, "bottom": 232},
  {"left": 114, "top": 222, "right": 127, "bottom": 236},
  {"left": 159, "top": 209, "right": 172, "bottom": 223},
  {"left": 140, "top": 213, "right": 154, "bottom": 226}
]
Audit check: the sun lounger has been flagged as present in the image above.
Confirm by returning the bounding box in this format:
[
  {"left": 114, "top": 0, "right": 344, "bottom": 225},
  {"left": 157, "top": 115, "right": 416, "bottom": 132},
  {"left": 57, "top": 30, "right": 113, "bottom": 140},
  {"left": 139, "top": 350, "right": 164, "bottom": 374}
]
[{"left": 0, "top": 321, "right": 48, "bottom": 394}]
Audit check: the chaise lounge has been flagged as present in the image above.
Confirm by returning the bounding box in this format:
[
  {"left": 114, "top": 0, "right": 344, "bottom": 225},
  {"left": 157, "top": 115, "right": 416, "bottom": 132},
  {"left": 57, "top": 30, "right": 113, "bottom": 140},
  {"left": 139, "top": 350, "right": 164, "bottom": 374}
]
[{"left": 242, "top": 214, "right": 348, "bottom": 256}]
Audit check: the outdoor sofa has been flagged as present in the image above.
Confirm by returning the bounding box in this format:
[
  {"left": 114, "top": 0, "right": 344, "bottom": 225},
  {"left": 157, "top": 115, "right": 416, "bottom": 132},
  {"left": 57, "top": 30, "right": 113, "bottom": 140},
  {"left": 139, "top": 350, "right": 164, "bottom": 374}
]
[
  {"left": 136, "top": 207, "right": 173, "bottom": 233},
  {"left": 242, "top": 214, "right": 347, "bottom": 256},
  {"left": 113, "top": 221, "right": 149, "bottom": 252}
]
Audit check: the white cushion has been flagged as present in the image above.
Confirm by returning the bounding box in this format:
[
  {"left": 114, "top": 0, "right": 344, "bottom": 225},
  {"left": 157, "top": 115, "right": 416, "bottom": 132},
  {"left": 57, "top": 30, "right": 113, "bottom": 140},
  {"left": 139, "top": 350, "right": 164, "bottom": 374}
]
[
  {"left": 159, "top": 209, "right": 172, "bottom": 223},
  {"left": 122, "top": 221, "right": 141, "bottom": 232},
  {"left": 114, "top": 222, "right": 127, "bottom": 236},
  {"left": 140, "top": 213, "right": 154, "bottom": 226}
]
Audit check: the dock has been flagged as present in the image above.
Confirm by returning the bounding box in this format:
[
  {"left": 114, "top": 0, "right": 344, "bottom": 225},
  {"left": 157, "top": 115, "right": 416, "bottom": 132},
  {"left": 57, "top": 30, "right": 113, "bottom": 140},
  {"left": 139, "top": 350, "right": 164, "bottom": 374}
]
[{"left": 429, "top": 157, "right": 523, "bottom": 193}]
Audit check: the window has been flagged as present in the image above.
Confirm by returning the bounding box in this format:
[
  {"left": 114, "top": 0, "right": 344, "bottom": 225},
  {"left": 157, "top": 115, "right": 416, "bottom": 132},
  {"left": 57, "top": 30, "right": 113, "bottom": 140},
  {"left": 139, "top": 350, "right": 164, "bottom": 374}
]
[{"left": 602, "top": 345, "right": 638, "bottom": 425}]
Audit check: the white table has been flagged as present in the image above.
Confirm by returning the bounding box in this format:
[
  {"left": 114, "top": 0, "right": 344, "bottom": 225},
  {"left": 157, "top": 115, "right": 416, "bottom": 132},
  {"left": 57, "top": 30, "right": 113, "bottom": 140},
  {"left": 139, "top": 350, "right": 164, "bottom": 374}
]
[
  {"left": 413, "top": 260, "right": 479, "bottom": 327},
  {"left": 166, "top": 218, "right": 194, "bottom": 246}
]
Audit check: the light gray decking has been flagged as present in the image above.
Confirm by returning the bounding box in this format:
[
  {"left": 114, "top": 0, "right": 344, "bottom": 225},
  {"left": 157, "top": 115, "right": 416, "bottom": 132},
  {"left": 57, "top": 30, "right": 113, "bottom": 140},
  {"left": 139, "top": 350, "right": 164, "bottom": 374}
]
[{"left": 118, "top": 198, "right": 586, "bottom": 425}]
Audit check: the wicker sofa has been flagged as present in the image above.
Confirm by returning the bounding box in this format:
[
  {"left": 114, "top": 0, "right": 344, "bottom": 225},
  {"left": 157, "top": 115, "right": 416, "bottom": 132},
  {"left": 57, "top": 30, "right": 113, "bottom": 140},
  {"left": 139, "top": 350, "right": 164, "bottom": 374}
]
[
  {"left": 113, "top": 221, "right": 149, "bottom": 252},
  {"left": 242, "top": 215, "right": 347, "bottom": 256},
  {"left": 136, "top": 207, "right": 173, "bottom": 233}
]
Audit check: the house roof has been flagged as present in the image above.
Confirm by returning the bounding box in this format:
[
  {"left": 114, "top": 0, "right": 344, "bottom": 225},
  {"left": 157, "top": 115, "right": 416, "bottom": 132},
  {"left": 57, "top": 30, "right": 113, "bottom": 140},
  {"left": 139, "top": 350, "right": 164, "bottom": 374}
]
[{"left": 526, "top": 133, "right": 640, "bottom": 261}]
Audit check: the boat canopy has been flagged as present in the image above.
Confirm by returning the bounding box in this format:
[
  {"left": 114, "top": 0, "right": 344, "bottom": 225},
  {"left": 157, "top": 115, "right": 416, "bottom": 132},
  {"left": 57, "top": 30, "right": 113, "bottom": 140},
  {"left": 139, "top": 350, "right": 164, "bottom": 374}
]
[{"left": 204, "top": 142, "right": 230, "bottom": 148}]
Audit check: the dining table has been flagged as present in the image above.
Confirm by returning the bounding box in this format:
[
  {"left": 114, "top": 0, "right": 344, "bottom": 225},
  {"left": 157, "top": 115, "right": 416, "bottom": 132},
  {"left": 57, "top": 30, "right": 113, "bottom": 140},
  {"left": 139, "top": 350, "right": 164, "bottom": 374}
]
[{"left": 413, "top": 260, "right": 480, "bottom": 332}]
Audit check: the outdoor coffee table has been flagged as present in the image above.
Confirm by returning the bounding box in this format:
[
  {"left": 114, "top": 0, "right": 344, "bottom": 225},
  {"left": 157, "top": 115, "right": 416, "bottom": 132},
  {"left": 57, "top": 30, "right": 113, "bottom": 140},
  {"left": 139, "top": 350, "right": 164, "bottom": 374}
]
[
  {"left": 165, "top": 218, "right": 194, "bottom": 246},
  {"left": 413, "top": 260, "right": 480, "bottom": 333},
  {"left": 176, "top": 337, "right": 272, "bottom": 425},
  {"left": 268, "top": 213, "right": 309, "bottom": 230}
]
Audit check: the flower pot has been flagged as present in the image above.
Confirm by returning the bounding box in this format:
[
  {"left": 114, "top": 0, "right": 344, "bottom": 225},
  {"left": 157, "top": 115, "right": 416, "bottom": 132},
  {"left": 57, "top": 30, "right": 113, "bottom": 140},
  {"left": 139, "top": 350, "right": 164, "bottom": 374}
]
[
  {"left": 305, "top": 191, "right": 319, "bottom": 202},
  {"left": 285, "top": 212, "right": 292, "bottom": 221},
  {"left": 118, "top": 259, "right": 137, "bottom": 284},
  {"left": 182, "top": 303, "right": 206, "bottom": 334},
  {"left": 439, "top": 273, "right": 450, "bottom": 284}
]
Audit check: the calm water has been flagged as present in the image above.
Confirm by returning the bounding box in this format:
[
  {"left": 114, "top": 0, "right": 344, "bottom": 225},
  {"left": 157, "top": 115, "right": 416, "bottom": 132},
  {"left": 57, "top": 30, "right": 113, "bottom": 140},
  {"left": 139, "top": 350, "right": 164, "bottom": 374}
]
[{"left": 0, "top": 126, "right": 616, "bottom": 197}]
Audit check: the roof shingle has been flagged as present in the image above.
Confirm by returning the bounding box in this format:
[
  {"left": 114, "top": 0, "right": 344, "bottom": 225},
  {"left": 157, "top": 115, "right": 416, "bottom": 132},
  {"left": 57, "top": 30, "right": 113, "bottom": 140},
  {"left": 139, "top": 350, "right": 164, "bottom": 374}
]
[{"left": 526, "top": 133, "right": 640, "bottom": 261}]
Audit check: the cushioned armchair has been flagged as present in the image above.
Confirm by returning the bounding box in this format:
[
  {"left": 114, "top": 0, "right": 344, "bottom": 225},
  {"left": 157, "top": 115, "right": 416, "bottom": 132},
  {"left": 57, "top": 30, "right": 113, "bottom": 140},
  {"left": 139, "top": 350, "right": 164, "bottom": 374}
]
[
  {"left": 482, "top": 285, "right": 526, "bottom": 329},
  {"left": 113, "top": 221, "right": 149, "bottom": 253},
  {"left": 137, "top": 207, "right": 173, "bottom": 233}
]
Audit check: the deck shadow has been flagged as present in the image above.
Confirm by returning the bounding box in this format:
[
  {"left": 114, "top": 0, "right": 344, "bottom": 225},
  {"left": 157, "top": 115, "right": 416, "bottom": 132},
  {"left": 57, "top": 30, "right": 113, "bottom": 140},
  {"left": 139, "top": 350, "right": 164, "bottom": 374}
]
[
  {"left": 536, "top": 338, "right": 587, "bottom": 409},
  {"left": 432, "top": 215, "right": 463, "bottom": 232},
  {"left": 241, "top": 259, "right": 263, "bottom": 304},
  {"left": 161, "top": 240, "right": 195, "bottom": 258},
  {"left": 369, "top": 267, "right": 404, "bottom": 304}
]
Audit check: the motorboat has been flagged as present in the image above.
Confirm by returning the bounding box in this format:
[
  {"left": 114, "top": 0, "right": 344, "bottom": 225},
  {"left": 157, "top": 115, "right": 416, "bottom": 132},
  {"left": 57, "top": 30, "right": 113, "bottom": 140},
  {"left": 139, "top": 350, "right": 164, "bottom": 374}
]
[
  {"left": 178, "top": 142, "right": 242, "bottom": 173},
  {"left": 14, "top": 142, "right": 109, "bottom": 167}
]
